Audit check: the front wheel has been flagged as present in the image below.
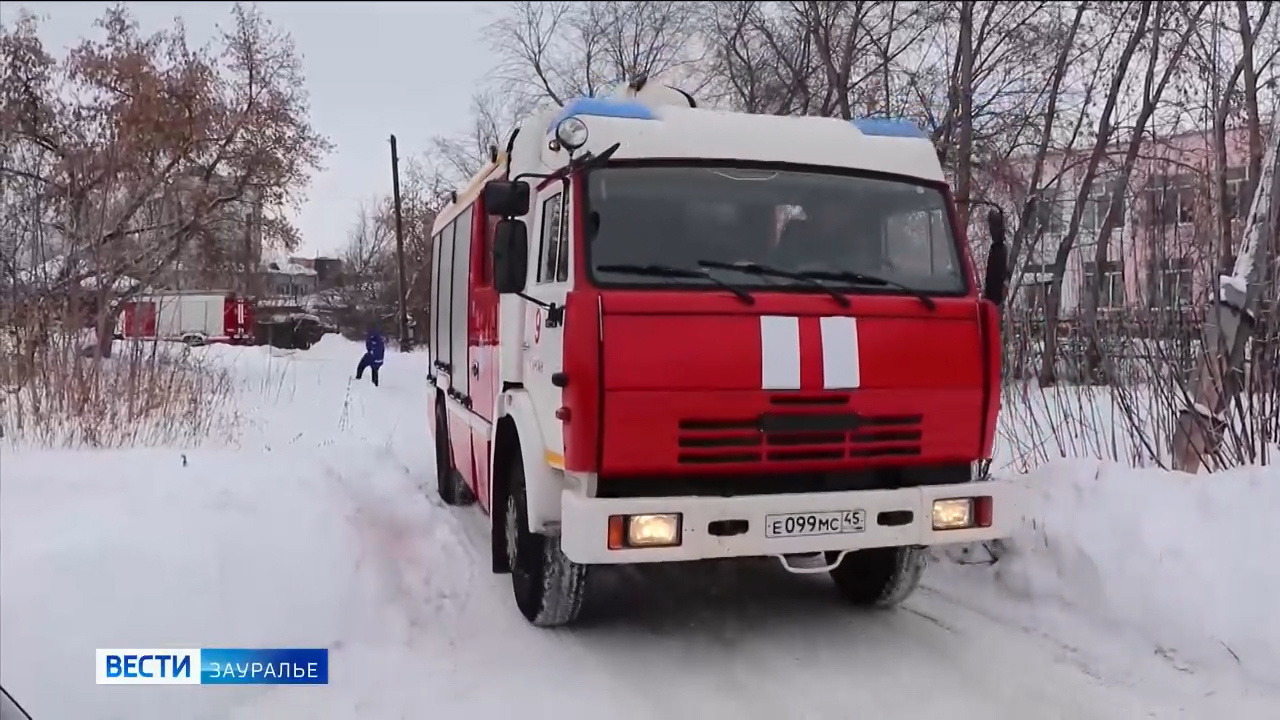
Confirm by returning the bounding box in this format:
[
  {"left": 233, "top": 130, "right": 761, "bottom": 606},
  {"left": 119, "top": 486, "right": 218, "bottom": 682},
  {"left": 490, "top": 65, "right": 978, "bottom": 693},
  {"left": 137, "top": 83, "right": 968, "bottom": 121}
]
[
  {"left": 826, "top": 546, "right": 927, "bottom": 608},
  {"left": 503, "top": 455, "right": 587, "bottom": 627}
]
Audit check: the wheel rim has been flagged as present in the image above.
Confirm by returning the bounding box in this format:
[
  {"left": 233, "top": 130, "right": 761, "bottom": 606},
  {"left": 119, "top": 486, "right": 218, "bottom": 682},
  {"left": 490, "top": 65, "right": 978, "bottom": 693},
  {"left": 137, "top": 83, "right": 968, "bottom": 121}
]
[{"left": 505, "top": 494, "right": 520, "bottom": 572}]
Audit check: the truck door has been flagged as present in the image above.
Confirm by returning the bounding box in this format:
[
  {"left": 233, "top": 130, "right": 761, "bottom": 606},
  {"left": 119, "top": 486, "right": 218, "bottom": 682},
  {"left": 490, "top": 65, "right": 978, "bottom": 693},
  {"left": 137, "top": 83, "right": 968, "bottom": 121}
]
[
  {"left": 435, "top": 219, "right": 457, "bottom": 380},
  {"left": 521, "top": 183, "right": 571, "bottom": 467},
  {"left": 447, "top": 214, "right": 476, "bottom": 485},
  {"left": 430, "top": 224, "right": 446, "bottom": 376},
  {"left": 468, "top": 209, "right": 500, "bottom": 509},
  {"left": 449, "top": 211, "right": 474, "bottom": 403}
]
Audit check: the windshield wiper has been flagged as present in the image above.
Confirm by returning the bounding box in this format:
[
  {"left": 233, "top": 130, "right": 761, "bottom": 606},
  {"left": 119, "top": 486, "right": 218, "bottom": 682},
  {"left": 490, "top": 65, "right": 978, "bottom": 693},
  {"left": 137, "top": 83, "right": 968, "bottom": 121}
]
[
  {"left": 595, "top": 263, "right": 756, "bottom": 305},
  {"left": 797, "top": 269, "right": 937, "bottom": 311},
  {"left": 696, "top": 260, "right": 851, "bottom": 308}
]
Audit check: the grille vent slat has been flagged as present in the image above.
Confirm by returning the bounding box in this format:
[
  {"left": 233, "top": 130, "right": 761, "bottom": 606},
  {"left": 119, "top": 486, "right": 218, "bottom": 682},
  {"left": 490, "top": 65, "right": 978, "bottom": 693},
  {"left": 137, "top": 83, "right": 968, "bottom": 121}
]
[{"left": 676, "top": 409, "right": 924, "bottom": 465}]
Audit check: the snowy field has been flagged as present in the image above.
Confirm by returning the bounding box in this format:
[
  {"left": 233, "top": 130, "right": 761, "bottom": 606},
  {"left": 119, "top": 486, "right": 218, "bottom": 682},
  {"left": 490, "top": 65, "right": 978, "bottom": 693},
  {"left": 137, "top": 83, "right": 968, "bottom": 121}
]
[{"left": 1, "top": 336, "right": 1277, "bottom": 719}]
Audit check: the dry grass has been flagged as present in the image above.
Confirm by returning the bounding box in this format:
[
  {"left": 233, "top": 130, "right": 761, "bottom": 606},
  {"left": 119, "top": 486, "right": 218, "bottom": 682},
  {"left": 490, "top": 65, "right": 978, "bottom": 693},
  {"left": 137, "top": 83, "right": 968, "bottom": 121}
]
[{"left": 0, "top": 328, "right": 241, "bottom": 449}]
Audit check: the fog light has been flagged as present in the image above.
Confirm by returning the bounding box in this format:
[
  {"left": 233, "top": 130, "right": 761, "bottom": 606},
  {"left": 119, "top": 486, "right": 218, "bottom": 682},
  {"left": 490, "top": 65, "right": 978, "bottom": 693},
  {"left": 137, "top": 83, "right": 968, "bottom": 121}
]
[
  {"left": 607, "top": 513, "right": 682, "bottom": 549},
  {"left": 932, "top": 498, "right": 975, "bottom": 531}
]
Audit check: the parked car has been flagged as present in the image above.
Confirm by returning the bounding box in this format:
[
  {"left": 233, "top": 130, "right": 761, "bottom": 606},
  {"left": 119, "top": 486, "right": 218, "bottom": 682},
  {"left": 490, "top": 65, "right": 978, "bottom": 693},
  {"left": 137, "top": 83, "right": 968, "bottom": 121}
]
[{"left": 256, "top": 312, "right": 325, "bottom": 350}]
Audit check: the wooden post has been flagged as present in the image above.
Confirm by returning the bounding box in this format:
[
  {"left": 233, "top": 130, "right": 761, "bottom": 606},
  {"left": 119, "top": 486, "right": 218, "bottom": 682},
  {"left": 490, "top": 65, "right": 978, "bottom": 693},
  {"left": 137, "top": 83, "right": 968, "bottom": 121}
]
[{"left": 389, "top": 134, "right": 410, "bottom": 349}]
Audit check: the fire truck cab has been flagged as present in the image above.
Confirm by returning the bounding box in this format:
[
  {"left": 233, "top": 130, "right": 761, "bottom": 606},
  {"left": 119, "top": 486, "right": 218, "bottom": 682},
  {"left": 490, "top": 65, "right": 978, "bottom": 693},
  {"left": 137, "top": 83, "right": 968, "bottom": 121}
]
[{"left": 428, "top": 79, "right": 1013, "bottom": 627}]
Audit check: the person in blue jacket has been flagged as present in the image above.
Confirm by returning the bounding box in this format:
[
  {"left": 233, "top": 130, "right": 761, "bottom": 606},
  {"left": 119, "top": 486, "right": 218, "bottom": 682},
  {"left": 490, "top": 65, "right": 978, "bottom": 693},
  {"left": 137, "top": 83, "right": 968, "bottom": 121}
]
[{"left": 356, "top": 328, "right": 385, "bottom": 386}]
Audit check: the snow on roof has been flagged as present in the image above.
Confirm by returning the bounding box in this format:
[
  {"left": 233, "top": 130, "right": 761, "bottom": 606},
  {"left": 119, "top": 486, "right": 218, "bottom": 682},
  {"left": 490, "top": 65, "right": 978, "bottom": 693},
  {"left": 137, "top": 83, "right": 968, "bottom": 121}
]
[
  {"left": 527, "top": 90, "right": 943, "bottom": 183},
  {"left": 14, "top": 257, "right": 67, "bottom": 286},
  {"left": 80, "top": 274, "right": 144, "bottom": 292},
  {"left": 264, "top": 260, "right": 317, "bottom": 276}
]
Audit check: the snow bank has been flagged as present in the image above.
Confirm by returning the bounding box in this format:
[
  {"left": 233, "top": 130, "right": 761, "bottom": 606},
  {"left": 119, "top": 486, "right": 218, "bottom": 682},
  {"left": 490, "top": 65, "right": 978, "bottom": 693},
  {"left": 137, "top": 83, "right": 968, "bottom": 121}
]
[
  {"left": 3, "top": 337, "right": 1275, "bottom": 718},
  {"left": 940, "top": 459, "right": 1280, "bottom": 688}
]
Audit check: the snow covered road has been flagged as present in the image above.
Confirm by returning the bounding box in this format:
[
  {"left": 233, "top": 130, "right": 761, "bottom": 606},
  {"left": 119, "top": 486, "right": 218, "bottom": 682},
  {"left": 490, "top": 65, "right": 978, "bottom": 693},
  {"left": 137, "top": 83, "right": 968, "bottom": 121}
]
[{"left": 1, "top": 338, "right": 1274, "bottom": 719}]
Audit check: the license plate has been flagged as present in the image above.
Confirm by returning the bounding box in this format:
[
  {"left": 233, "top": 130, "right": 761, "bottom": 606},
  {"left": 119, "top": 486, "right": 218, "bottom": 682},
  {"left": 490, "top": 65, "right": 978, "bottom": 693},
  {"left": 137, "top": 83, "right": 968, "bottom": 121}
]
[{"left": 765, "top": 510, "right": 867, "bottom": 538}]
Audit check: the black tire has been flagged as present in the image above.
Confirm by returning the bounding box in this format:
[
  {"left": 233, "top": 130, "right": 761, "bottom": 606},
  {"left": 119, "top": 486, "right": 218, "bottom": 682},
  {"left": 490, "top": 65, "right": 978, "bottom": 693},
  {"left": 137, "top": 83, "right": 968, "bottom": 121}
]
[
  {"left": 503, "top": 455, "right": 587, "bottom": 627},
  {"left": 433, "top": 402, "right": 473, "bottom": 506},
  {"left": 826, "top": 546, "right": 927, "bottom": 608}
]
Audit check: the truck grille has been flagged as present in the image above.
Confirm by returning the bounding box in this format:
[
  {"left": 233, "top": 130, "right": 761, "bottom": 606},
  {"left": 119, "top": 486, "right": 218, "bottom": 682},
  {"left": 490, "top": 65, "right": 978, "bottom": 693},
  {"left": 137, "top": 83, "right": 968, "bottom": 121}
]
[{"left": 676, "top": 413, "right": 924, "bottom": 465}]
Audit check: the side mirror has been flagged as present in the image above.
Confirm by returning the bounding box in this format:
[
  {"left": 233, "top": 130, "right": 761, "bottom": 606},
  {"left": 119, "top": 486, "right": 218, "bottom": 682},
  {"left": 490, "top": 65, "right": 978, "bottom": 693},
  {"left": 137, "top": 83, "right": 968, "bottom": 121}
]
[
  {"left": 482, "top": 180, "right": 530, "bottom": 218},
  {"left": 982, "top": 208, "right": 1008, "bottom": 306},
  {"left": 493, "top": 219, "right": 529, "bottom": 295}
]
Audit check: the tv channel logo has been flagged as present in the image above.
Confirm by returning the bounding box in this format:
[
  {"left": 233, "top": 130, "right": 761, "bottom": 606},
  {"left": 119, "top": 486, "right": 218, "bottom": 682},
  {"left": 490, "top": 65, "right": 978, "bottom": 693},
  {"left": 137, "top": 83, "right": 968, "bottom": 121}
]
[{"left": 96, "top": 648, "right": 329, "bottom": 685}]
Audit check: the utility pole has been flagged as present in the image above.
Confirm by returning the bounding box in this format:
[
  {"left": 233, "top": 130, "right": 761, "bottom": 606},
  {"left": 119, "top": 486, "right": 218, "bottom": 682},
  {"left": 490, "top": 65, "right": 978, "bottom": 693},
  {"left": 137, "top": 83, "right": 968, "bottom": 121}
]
[
  {"left": 1172, "top": 105, "right": 1280, "bottom": 471},
  {"left": 389, "top": 134, "right": 410, "bottom": 350}
]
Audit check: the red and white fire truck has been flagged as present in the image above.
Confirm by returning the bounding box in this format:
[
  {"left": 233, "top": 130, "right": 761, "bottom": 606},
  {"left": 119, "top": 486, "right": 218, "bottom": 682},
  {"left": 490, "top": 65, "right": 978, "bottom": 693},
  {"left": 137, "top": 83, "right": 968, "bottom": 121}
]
[
  {"left": 428, "top": 78, "right": 1013, "bottom": 627},
  {"left": 117, "top": 290, "right": 255, "bottom": 346}
]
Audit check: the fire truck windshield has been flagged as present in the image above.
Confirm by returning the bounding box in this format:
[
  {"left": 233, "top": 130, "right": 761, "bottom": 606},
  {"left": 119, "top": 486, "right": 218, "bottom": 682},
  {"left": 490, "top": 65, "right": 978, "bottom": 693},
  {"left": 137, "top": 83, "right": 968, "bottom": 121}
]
[{"left": 585, "top": 165, "right": 968, "bottom": 296}]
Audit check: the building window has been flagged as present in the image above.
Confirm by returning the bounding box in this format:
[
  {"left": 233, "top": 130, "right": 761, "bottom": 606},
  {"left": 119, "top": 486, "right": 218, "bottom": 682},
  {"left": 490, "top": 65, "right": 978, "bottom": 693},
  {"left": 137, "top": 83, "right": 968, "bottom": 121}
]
[
  {"left": 1081, "top": 177, "right": 1127, "bottom": 231},
  {"left": 1149, "top": 257, "right": 1193, "bottom": 308},
  {"left": 1020, "top": 282, "right": 1054, "bottom": 315},
  {"left": 1021, "top": 261, "right": 1055, "bottom": 277},
  {"left": 1029, "top": 187, "right": 1067, "bottom": 236},
  {"left": 1146, "top": 175, "right": 1196, "bottom": 226},
  {"left": 1225, "top": 166, "right": 1253, "bottom": 221},
  {"left": 1084, "top": 260, "right": 1124, "bottom": 309}
]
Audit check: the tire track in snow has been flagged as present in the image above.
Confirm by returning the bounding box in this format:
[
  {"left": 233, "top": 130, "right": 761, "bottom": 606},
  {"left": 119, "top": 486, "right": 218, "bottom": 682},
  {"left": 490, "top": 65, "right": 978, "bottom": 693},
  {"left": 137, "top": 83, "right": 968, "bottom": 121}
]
[
  {"left": 497, "top": 559, "right": 1121, "bottom": 720},
  {"left": 287, "top": 347, "right": 1192, "bottom": 717},
  {"left": 913, "top": 581, "right": 1280, "bottom": 718},
  {"left": 321, "top": 454, "right": 479, "bottom": 651}
]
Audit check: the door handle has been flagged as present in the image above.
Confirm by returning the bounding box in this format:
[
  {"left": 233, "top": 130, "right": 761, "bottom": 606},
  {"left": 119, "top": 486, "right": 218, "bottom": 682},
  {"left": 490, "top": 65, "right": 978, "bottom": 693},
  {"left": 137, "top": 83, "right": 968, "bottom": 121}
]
[{"left": 470, "top": 363, "right": 479, "bottom": 378}]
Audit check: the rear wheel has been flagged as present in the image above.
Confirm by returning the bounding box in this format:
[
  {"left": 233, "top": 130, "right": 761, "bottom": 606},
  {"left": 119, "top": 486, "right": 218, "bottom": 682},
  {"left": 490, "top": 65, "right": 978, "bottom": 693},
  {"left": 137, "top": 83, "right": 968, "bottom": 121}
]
[
  {"left": 503, "top": 455, "right": 587, "bottom": 627},
  {"left": 827, "top": 546, "right": 926, "bottom": 608},
  {"left": 433, "top": 402, "right": 473, "bottom": 506}
]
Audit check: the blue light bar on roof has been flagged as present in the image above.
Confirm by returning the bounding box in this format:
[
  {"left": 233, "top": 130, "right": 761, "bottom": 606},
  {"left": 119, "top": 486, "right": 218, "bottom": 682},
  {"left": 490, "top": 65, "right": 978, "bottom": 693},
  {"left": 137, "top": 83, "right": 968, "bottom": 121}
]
[
  {"left": 851, "top": 117, "right": 928, "bottom": 139},
  {"left": 547, "top": 97, "right": 656, "bottom": 134}
]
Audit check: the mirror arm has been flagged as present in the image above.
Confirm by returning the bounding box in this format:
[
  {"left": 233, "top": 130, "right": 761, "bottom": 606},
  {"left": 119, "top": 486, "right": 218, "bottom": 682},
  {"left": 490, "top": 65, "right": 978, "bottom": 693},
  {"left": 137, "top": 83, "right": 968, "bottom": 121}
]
[
  {"left": 516, "top": 293, "right": 564, "bottom": 327},
  {"left": 517, "top": 292, "right": 552, "bottom": 310},
  {"left": 510, "top": 142, "right": 621, "bottom": 188},
  {"left": 513, "top": 170, "right": 567, "bottom": 186}
]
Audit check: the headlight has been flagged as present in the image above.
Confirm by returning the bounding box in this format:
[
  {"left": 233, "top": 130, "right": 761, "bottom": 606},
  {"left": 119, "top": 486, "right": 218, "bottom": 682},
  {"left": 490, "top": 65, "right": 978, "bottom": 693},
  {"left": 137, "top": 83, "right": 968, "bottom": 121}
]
[
  {"left": 607, "top": 513, "right": 682, "bottom": 549},
  {"left": 931, "top": 496, "right": 994, "bottom": 530},
  {"left": 931, "top": 498, "right": 975, "bottom": 531},
  {"left": 555, "top": 116, "right": 589, "bottom": 151}
]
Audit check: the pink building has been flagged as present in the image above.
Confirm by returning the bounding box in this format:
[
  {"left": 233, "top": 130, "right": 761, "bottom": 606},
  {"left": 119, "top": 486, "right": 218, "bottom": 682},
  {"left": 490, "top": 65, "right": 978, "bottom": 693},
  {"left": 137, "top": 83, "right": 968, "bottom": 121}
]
[{"left": 982, "top": 125, "right": 1266, "bottom": 320}]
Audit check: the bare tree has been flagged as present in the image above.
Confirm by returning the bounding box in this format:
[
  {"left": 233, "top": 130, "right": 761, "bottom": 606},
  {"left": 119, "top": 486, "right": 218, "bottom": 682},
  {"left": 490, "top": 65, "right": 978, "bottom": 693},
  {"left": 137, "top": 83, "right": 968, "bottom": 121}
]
[
  {"left": 429, "top": 89, "right": 532, "bottom": 188},
  {"left": 697, "top": 1, "right": 816, "bottom": 115},
  {"left": 332, "top": 157, "right": 444, "bottom": 342},
  {"left": 1074, "top": 0, "right": 1210, "bottom": 384},
  {"left": 406, "top": 0, "right": 1279, "bottom": 473},
  {"left": 487, "top": 0, "right": 705, "bottom": 109},
  {"left": 1, "top": 3, "right": 332, "bottom": 355}
]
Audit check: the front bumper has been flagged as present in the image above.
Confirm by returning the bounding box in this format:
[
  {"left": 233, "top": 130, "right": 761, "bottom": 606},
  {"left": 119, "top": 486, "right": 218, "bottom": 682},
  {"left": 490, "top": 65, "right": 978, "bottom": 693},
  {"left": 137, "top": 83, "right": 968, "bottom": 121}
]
[{"left": 559, "top": 480, "right": 1015, "bottom": 565}]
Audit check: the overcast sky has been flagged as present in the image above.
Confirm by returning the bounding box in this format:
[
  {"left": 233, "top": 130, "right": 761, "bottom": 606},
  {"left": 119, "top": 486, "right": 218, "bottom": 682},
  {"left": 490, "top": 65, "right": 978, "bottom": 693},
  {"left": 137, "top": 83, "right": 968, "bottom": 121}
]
[{"left": 2, "top": 1, "right": 505, "bottom": 257}]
